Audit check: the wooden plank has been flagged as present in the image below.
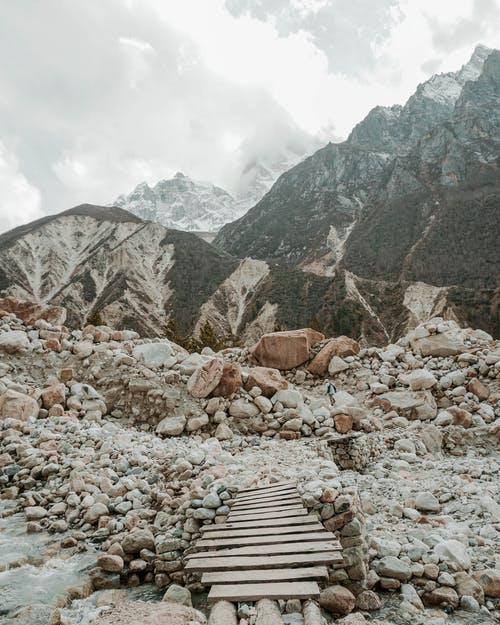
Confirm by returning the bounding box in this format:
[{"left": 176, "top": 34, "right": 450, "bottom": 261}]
[
  {"left": 186, "top": 541, "right": 340, "bottom": 559},
  {"left": 228, "top": 505, "right": 306, "bottom": 516},
  {"left": 238, "top": 482, "right": 294, "bottom": 494},
  {"left": 185, "top": 551, "right": 343, "bottom": 572},
  {"left": 233, "top": 492, "right": 299, "bottom": 505},
  {"left": 200, "top": 515, "right": 319, "bottom": 531},
  {"left": 202, "top": 566, "right": 328, "bottom": 585},
  {"left": 228, "top": 509, "right": 306, "bottom": 521},
  {"left": 231, "top": 499, "right": 303, "bottom": 511},
  {"left": 197, "top": 523, "right": 325, "bottom": 539},
  {"left": 208, "top": 581, "right": 320, "bottom": 602},
  {"left": 234, "top": 489, "right": 297, "bottom": 503},
  {"left": 197, "top": 531, "right": 335, "bottom": 548}
]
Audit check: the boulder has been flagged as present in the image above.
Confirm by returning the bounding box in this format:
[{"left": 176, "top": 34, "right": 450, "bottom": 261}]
[
  {"left": 422, "top": 587, "right": 459, "bottom": 608},
  {"left": 214, "top": 423, "right": 233, "bottom": 440},
  {"left": 163, "top": 584, "right": 192, "bottom": 607},
  {"left": 375, "top": 557, "right": 412, "bottom": 581},
  {"left": 0, "top": 296, "right": 66, "bottom": 326},
  {"left": 249, "top": 328, "right": 324, "bottom": 370},
  {"left": 434, "top": 539, "right": 471, "bottom": 571},
  {"left": 41, "top": 383, "right": 66, "bottom": 410},
  {"left": 415, "top": 491, "right": 440, "bottom": 513},
  {"left": 245, "top": 367, "right": 288, "bottom": 397},
  {"left": 355, "top": 590, "right": 381, "bottom": 611},
  {"left": 97, "top": 554, "right": 124, "bottom": 573},
  {"left": 0, "top": 330, "right": 30, "bottom": 353},
  {"left": 319, "top": 585, "right": 355, "bottom": 616},
  {"left": 229, "top": 399, "right": 260, "bottom": 419},
  {"left": 401, "top": 369, "right": 437, "bottom": 391},
  {"left": 156, "top": 415, "right": 187, "bottom": 437},
  {"left": 212, "top": 363, "right": 242, "bottom": 397},
  {"left": 467, "top": 378, "right": 490, "bottom": 401},
  {"left": 410, "top": 332, "right": 466, "bottom": 357},
  {"left": 454, "top": 572, "right": 484, "bottom": 603},
  {"left": 473, "top": 569, "right": 500, "bottom": 598},
  {"left": 121, "top": 529, "right": 155, "bottom": 554},
  {"left": 132, "top": 342, "right": 176, "bottom": 369},
  {"left": 308, "top": 336, "right": 360, "bottom": 376},
  {"left": 375, "top": 390, "right": 436, "bottom": 420},
  {"left": 328, "top": 356, "right": 350, "bottom": 375},
  {"left": 334, "top": 414, "right": 353, "bottom": 433},
  {"left": 187, "top": 358, "right": 224, "bottom": 398},
  {"left": 0, "top": 390, "right": 39, "bottom": 421},
  {"left": 448, "top": 406, "right": 472, "bottom": 428}
]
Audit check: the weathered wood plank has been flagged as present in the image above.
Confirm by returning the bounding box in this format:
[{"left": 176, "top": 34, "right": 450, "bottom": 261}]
[
  {"left": 202, "top": 566, "right": 328, "bottom": 585},
  {"left": 197, "top": 531, "right": 335, "bottom": 549},
  {"left": 208, "top": 581, "right": 320, "bottom": 602},
  {"left": 228, "top": 505, "right": 306, "bottom": 517},
  {"left": 198, "top": 523, "right": 325, "bottom": 539},
  {"left": 231, "top": 499, "right": 303, "bottom": 511},
  {"left": 233, "top": 492, "right": 299, "bottom": 505},
  {"left": 185, "top": 551, "right": 343, "bottom": 572},
  {"left": 187, "top": 541, "right": 340, "bottom": 559},
  {"left": 228, "top": 508, "right": 306, "bottom": 521},
  {"left": 200, "top": 515, "right": 319, "bottom": 531},
  {"left": 234, "top": 489, "right": 297, "bottom": 503}
]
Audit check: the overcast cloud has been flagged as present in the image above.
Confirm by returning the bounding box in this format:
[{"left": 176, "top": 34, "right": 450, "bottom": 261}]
[{"left": 0, "top": 0, "right": 499, "bottom": 232}]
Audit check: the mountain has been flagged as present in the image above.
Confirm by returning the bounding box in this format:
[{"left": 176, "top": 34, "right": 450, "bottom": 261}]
[
  {"left": 113, "top": 172, "right": 242, "bottom": 233},
  {"left": 113, "top": 151, "right": 312, "bottom": 234},
  {"left": 214, "top": 45, "right": 499, "bottom": 290},
  {"left": 0, "top": 204, "right": 497, "bottom": 344},
  {"left": 0, "top": 204, "right": 367, "bottom": 341}
]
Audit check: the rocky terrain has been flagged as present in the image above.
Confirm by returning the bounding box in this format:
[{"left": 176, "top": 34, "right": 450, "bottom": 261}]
[{"left": 0, "top": 298, "right": 498, "bottom": 625}]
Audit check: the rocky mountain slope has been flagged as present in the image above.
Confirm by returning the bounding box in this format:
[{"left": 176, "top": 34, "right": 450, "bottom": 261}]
[
  {"left": 214, "top": 45, "right": 499, "bottom": 291},
  {"left": 0, "top": 204, "right": 498, "bottom": 343}
]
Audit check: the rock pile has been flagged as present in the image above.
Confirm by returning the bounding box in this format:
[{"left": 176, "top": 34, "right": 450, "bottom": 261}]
[{"left": 0, "top": 305, "right": 498, "bottom": 625}]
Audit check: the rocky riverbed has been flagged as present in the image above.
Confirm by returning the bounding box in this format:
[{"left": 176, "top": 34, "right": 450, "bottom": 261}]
[{"left": 0, "top": 298, "right": 498, "bottom": 625}]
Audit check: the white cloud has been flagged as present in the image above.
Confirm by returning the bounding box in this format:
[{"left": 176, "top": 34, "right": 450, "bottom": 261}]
[
  {"left": 0, "top": 142, "right": 43, "bottom": 232},
  {"left": 0, "top": 0, "right": 498, "bottom": 232}
]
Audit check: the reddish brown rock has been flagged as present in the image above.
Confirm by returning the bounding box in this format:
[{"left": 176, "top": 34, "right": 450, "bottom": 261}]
[
  {"left": 473, "top": 569, "right": 500, "bottom": 598},
  {"left": 249, "top": 328, "right": 324, "bottom": 370},
  {"left": 187, "top": 358, "right": 224, "bottom": 398},
  {"left": 0, "top": 296, "right": 66, "bottom": 326},
  {"left": 279, "top": 430, "right": 300, "bottom": 440},
  {"left": 41, "top": 383, "right": 66, "bottom": 409},
  {"left": 212, "top": 363, "right": 242, "bottom": 397},
  {"left": 321, "top": 487, "right": 339, "bottom": 503},
  {"left": 60, "top": 368, "right": 74, "bottom": 383},
  {"left": 308, "top": 336, "right": 360, "bottom": 376},
  {"left": 422, "top": 587, "right": 459, "bottom": 608},
  {"left": 0, "top": 390, "right": 39, "bottom": 421},
  {"left": 48, "top": 404, "right": 65, "bottom": 417},
  {"left": 43, "top": 339, "right": 61, "bottom": 351},
  {"left": 448, "top": 406, "right": 472, "bottom": 428},
  {"left": 334, "top": 414, "right": 353, "bottom": 433},
  {"left": 467, "top": 378, "right": 490, "bottom": 401},
  {"left": 319, "top": 585, "right": 356, "bottom": 616},
  {"left": 245, "top": 366, "right": 288, "bottom": 397}
]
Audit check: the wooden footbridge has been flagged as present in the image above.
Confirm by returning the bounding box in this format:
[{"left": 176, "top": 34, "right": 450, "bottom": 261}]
[{"left": 185, "top": 481, "right": 343, "bottom": 603}]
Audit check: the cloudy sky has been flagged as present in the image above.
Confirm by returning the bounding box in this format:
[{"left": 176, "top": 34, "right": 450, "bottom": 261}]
[{"left": 0, "top": 0, "right": 499, "bottom": 232}]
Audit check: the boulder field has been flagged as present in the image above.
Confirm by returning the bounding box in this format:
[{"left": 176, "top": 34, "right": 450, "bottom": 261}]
[{"left": 0, "top": 302, "right": 498, "bottom": 625}]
